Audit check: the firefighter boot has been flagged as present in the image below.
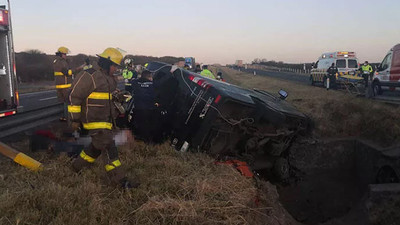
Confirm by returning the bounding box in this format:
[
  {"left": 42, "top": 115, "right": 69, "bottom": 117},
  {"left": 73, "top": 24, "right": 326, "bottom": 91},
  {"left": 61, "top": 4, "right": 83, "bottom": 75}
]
[
  {"left": 71, "top": 156, "right": 92, "bottom": 173},
  {"left": 72, "top": 148, "right": 99, "bottom": 173},
  {"left": 106, "top": 166, "right": 140, "bottom": 189}
]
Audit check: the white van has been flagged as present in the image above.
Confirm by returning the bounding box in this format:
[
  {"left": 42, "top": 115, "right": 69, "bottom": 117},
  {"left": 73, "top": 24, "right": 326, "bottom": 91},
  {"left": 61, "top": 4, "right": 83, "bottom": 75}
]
[
  {"left": 372, "top": 44, "right": 400, "bottom": 95},
  {"left": 310, "top": 51, "right": 359, "bottom": 86}
]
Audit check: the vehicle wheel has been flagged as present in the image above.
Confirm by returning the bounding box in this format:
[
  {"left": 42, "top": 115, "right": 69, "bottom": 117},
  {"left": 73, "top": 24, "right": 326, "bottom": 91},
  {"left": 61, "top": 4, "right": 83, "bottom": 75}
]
[
  {"left": 372, "top": 81, "right": 382, "bottom": 96},
  {"left": 274, "top": 158, "right": 290, "bottom": 181},
  {"left": 309, "top": 75, "right": 315, "bottom": 86},
  {"left": 376, "top": 166, "right": 399, "bottom": 184}
]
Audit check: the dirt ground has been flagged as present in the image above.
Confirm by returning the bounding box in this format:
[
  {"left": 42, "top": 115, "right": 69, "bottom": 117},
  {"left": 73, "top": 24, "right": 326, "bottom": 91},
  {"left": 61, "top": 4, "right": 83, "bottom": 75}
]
[{"left": 212, "top": 66, "right": 400, "bottom": 147}]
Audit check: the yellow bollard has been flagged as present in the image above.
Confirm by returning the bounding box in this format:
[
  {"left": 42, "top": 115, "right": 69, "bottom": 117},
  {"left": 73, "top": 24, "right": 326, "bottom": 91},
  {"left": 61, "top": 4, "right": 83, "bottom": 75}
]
[{"left": 0, "top": 142, "right": 43, "bottom": 171}]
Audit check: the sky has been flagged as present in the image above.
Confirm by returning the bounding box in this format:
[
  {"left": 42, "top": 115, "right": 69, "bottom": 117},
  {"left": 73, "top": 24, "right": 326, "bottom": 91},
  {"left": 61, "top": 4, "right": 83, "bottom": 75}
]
[{"left": 5, "top": 0, "right": 400, "bottom": 64}]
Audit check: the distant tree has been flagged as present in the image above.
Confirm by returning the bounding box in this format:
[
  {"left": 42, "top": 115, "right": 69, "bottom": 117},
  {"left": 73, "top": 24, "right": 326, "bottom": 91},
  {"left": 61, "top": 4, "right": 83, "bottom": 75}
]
[{"left": 25, "top": 49, "right": 44, "bottom": 55}]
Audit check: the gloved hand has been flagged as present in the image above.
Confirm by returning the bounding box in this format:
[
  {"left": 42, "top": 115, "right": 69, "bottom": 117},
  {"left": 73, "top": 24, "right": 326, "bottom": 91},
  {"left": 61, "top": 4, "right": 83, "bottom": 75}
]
[{"left": 70, "top": 122, "right": 81, "bottom": 131}]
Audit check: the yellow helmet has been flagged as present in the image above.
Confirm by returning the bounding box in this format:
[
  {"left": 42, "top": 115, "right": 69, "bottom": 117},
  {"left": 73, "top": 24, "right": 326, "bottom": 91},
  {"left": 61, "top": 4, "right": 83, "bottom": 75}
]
[
  {"left": 57, "top": 46, "right": 70, "bottom": 54},
  {"left": 97, "top": 48, "right": 123, "bottom": 66}
]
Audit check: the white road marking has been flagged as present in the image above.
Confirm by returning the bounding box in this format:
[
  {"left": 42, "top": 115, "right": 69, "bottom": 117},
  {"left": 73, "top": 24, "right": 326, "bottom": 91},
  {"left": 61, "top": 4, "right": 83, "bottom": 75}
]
[
  {"left": 39, "top": 96, "right": 57, "bottom": 101},
  {"left": 19, "top": 90, "right": 56, "bottom": 97}
]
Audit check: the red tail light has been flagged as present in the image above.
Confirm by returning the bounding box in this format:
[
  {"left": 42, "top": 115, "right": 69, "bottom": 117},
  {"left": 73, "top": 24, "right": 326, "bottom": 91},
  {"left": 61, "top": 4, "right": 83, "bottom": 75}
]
[{"left": 0, "top": 10, "right": 9, "bottom": 26}]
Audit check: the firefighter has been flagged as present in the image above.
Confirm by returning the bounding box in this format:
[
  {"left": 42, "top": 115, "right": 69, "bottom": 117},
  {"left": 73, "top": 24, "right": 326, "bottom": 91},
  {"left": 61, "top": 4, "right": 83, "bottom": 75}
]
[
  {"left": 131, "top": 69, "right": 160, "bottom": 143},
  {"left": 68, "top": 47, "right": 138, "bottom": 189},
  {"left": 326, "top": 63, "right": 338, "bottom": 90},
  {"left": 200, "top": 65, "right": 216, "bottom": 79},
  {"left": 54, "top": 46, "right": 73, "bottom": 121},
  {"left": 122, "top": 59, "right": 136, "bottom": 93},
  {"left": 361, "top": 61, "right": 373, "bottom": 87}
]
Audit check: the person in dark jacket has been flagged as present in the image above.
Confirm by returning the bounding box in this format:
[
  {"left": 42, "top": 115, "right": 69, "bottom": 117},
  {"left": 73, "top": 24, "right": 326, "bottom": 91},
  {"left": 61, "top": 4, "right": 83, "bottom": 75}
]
[
  {"left": 131, "top": 70, "right": 159, "bottom": 142},
  {"left": 326, "top": 63, "right": 338, "bottom": 89}
]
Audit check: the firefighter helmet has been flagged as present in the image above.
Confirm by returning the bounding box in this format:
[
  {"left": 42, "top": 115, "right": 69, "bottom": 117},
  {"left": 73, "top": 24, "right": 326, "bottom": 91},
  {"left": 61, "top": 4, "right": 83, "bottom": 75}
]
[
  {"left": 97, "top": 48, "right": 123, "bottom": 66},
  {"left": 57, "top": 46, "right": 70, "bottom": 54}
]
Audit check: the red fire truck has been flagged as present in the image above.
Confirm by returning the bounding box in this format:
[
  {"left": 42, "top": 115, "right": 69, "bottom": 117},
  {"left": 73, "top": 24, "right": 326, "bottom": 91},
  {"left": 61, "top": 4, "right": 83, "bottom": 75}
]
[{"left": 0, "top": 1, "right": 19, "bottom": 118}]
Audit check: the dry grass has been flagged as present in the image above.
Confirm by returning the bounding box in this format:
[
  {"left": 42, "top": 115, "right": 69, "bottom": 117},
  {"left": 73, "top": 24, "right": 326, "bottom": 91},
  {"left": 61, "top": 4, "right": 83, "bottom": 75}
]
[
  {"left": 213, "top": 66, "right": 400, "bottom": 147},
  {"left": 0, "top": 140, "right": 297, "bottom": 225}
]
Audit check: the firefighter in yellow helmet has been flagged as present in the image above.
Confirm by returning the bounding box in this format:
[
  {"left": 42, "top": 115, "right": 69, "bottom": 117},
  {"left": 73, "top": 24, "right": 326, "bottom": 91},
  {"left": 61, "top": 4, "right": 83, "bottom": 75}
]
[
  {"left": 68, "top": 47, "right": 139, "bottom": 189},
  {"left": 54, "top": 46, "right": 73, "bottom": 121}
]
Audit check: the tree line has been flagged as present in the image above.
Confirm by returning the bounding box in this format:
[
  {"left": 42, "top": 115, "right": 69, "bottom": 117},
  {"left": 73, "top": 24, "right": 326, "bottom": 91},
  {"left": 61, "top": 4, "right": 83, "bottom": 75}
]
[{"left": 15, "top": 50, "right": 184, "bottom": 83}]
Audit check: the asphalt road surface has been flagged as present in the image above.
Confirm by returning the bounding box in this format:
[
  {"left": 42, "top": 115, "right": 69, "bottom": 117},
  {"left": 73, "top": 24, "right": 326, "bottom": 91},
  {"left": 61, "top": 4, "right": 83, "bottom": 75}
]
[
  {"left": 19, "top": 90, "right": 59, "bottom": 111},
  {"left": 19, "top": 82, "right": 125, "bottom": 112}
]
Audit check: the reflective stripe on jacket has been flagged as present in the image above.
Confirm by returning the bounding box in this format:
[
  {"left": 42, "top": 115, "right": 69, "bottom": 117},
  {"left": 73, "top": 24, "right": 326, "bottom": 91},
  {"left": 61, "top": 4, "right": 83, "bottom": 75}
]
[
  {"left": 200, "top": 69, "right": 216, "bottom": 79},
  {"left": 53, "top": 56, "right": 73, "bottom": 89},
  {"left": 68, "top": 68, "right": 117, "bottom": 130}
]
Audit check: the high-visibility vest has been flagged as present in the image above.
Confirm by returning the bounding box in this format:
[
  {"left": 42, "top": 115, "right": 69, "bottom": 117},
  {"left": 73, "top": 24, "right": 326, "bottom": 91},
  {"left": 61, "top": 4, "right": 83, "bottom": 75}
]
[
  {"left": 200, "top": 69, "right": 216, "bottom": 79},
  {"left": 361, "top": 64, "right": 373, "bottom": 73},
  {"left": 122, "top": 69, "right": 133, "bottom": 79}
]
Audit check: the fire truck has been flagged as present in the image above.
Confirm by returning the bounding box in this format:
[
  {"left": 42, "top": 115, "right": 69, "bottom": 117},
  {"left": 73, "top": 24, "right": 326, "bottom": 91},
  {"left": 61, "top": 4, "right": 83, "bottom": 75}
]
[{"left": 0, "top": 1, "right": 18, "bottom": 118}]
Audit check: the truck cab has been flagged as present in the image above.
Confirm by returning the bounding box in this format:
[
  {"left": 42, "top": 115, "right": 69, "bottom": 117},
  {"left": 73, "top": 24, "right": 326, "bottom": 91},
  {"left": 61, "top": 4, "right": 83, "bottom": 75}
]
[
  {"left": 372, "top": 44, "right": 400, "bottom": 95},
  {"left": 0, "top": 3, "right": 18, "bottom": 117}
]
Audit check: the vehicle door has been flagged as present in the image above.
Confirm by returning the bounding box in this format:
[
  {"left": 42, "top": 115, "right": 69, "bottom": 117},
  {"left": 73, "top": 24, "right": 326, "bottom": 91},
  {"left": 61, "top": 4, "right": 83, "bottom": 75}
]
[
  {"left": 336, "top": 59, "right": 346, "bottom": 74},
  {"left": 390, "top": 48, "right": 400, "bottom": 85},
  {"left": 375, "top": 52, "right": 392, "bottom": 84},
  {"left": 347, "top": 59, "right": 358, "bottom": 75}
]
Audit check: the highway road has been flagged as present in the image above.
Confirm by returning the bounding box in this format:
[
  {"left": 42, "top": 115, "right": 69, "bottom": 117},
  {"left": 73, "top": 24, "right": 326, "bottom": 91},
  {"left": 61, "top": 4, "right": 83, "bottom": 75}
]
[
  {"left": 19, "top": 90, "right": 59, "bottom": 111},
  {"left": 230, "top": 67, "right": 400, "bottom": 102},
  {"left": 18, "top": 82, "right": 125, "bottom": 112}
]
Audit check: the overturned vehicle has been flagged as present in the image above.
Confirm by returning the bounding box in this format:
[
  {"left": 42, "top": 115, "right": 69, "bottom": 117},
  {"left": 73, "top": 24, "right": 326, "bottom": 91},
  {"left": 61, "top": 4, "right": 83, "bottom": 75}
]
[{"left": 125, "top": 62, "right": 309, "bottom": 178}]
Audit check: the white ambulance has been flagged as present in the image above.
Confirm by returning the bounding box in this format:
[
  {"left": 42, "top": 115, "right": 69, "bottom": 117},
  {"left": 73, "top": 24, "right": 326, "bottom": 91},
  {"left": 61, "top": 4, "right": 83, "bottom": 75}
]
[
  {"left": 310, "top": 51, "right": 359, "bottom": 87},
  {"left": 372, "top": 44, "right": 400, "bottom": 95},
  {"left": 0, "top": 2, "right": 18, "bottom": 118}
]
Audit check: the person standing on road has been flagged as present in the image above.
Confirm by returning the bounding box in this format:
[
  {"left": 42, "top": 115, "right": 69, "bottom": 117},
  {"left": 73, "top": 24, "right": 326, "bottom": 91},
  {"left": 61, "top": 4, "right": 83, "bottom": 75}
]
[
  {"left": 200, "top": 65, "right": 216, "bottom": 79},
  {"left": 326, "top": 63, "right": 338, "bottom": 90},
  {"left": 68, "top": 47, "right": 138, "bottom": 189},
  {"left": 361, "top": 61, "right": 373, "bottom": 87},
  {"left": 53, "top": 46, "right": 73, "bottom": 121}
]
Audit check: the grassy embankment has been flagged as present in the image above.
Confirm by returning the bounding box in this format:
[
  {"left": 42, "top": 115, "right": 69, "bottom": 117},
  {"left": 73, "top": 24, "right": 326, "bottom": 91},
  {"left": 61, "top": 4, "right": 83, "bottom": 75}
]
[
  {"left": 0, "top": 139, "right": 297, "bottom": 225},
  {"left": 212, "top": 66, "right": 400, "bottom": 147}
]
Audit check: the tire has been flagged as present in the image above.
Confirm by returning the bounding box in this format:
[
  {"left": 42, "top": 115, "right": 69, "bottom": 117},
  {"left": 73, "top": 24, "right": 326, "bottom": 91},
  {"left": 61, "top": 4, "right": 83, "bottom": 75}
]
[
  {"left": 372, "top": 81, "right": 382, "bottom": 96},
  {"left": 309, "top": 75, "right": 315, "bottom": 86}
]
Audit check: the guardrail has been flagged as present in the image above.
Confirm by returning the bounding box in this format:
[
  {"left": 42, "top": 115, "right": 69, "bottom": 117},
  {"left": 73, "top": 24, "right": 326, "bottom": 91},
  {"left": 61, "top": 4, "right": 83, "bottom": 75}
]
[{"left": 0, "top": 103, "right": 63, "bottom": 138}]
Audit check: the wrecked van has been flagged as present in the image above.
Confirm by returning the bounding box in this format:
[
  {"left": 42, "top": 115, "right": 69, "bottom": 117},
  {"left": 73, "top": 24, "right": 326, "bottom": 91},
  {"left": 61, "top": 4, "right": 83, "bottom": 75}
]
[{"left": 127, "top": 62, "right": 309, "bottom": 178}]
